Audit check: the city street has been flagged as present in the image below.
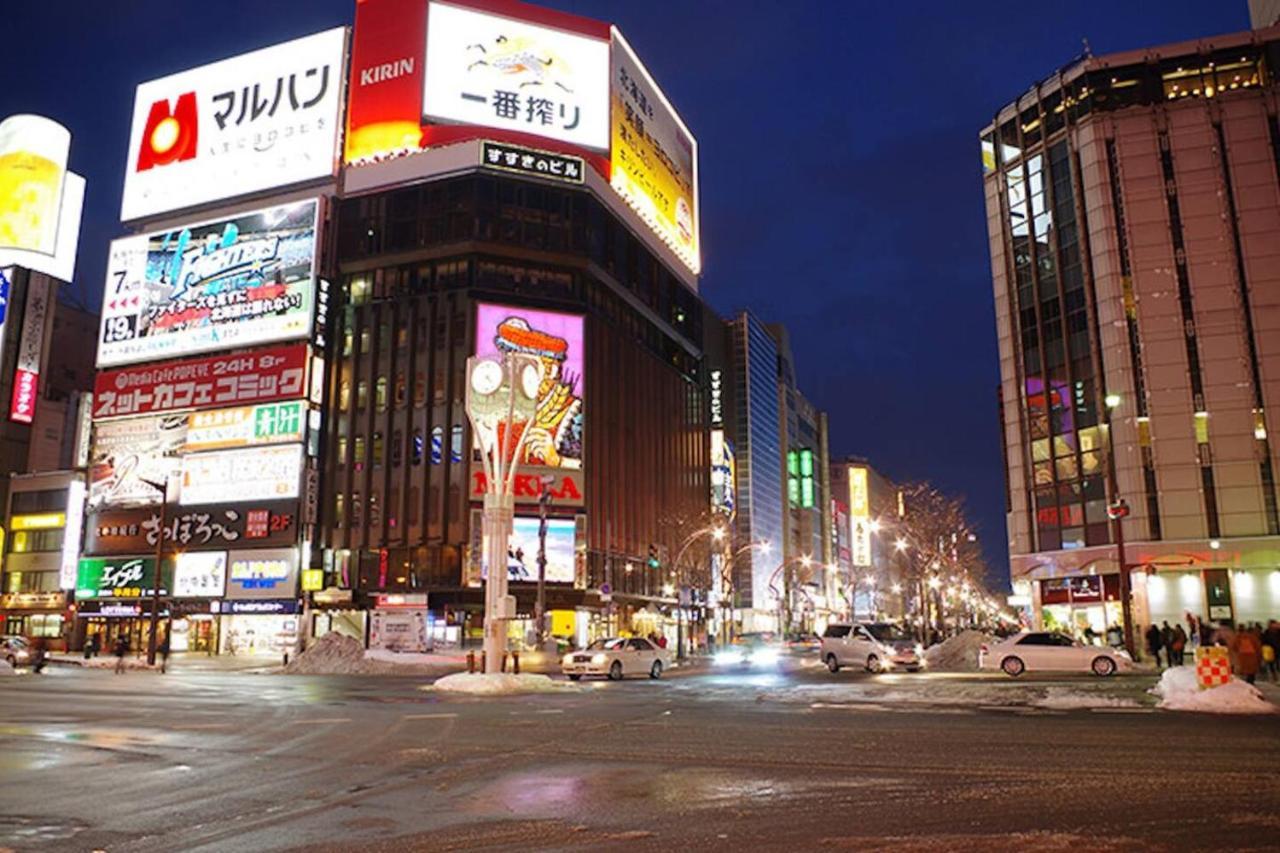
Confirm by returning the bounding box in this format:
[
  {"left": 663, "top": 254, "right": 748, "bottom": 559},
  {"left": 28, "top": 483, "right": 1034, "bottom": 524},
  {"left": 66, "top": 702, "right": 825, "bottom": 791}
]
[{"left": 3, "top": 662, "right": 1278, "bottom": 852}]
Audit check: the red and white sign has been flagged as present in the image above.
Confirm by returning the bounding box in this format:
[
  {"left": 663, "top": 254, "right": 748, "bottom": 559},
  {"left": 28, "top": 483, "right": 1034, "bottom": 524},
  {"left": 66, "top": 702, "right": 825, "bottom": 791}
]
[
  {"left": 92, "top": 344, "right": 308, "bottom": 420},
  {"left": 121, "top": 28, "right": 346, "bottom": 221},
  {"left": 9, "top": 368, "right": 37, "bottom": 423},
  {"left": 10, "top": 273, "right": 50, "bottom": 423},
  {"left": 469, "top": 464, "right": 584, "bottom": 507}
]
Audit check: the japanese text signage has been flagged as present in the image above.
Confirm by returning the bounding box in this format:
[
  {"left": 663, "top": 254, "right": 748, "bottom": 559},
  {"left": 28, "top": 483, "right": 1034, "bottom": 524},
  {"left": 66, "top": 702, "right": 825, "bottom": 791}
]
[
  {"left": 226, "top": 547, "right": 299, "bottom": 600},
  {"left": 184, "top": 400, "right": 305, "bottom": 452},
  {"left": 83, "top": 500, "right": 299, "bottom": 556},
  {"left": 98, "top": 201, "right": 318, "bottom": 367},
  {"left": 93, "top": 344, "right": 308, "bottom": 420},
  {"left": 11, "top": 273, "right": 50, "bottom": 423},
  {"left": 423, "top": 2, "right": 609, "bottom": 151},
  {"left": 480, "top": 141, "right": 583, "bottom": 183},
  {"left": 609, "top": 31, "right": 700, "bottom": 274},
  {"left": 120, "top": 28, "right": 346, "bottom": 221},
  {"left": 179, "top": 444, "right": 303, "bottom": 506},
  {"left": 75, "top": 557, "right": 168, "bottom": 600},
  {"left": 848, "top": 466, "right": 871, "bottom": 568}
]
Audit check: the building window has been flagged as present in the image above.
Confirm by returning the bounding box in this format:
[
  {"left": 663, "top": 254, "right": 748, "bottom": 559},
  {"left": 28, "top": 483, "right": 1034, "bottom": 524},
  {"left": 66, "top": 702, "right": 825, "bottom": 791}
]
[
  {"left": 354, "top": 436, "right": 366, "bottom": 470},
  {"left": 394, "top": 372, "right": 407, "bottom": 408},
  {"left": 392, "top": 429, "right": 403, "bottom": 467},
  {"left": 450, "top": 425, "right": 464, "bottom": 464},
  {"left": 339, "top": 380, "right": 351, "bottom": 412},
  {"left": 372, "top": 432, "right": 384, "bottom": 467},
  {"left": 412, "top": 429, "right": 424, "bottom": 465},
  {"left": 431, "top": 426, "right": 443, "bottom": 464},
  {"left": 357, "top": 381, "right": 369, "bottom": 410},
  {"left": 375, "top": 377, "right": 389, "bottom": 411},
  {"left": 334, "top": 494, "right": 345, "bottom": 527}
]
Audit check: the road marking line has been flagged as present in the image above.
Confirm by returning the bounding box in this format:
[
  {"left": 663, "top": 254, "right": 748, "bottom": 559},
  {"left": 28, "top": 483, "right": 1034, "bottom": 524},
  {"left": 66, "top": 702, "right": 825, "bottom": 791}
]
[
  {"left": 532, "top": 709, "right": 564, "bottom": 714},
  {"left": 403, "top": 713, "right": 459, "bottom": 720},
  {"left": 1091, "top": 707, "right": 1151, "bottom": 714},
  {"left": 289, "top": 718, "right": 352, "bottom": 725},
  {"left": 170, "top": 723, "right": 235, "bottom": 729}
]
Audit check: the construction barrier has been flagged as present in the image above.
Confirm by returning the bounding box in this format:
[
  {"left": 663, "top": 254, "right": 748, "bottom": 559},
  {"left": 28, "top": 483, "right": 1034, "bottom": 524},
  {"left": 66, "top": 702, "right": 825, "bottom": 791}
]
[{"left": 1195, "top": 645, "right": 1231, "bottom": 690}]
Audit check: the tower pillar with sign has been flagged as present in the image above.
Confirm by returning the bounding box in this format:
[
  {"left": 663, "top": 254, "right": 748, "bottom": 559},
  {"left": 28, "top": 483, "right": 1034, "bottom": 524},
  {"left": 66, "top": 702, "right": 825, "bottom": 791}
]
[{"left": 465, "top": 353, "right": 540, "bottom": 675}]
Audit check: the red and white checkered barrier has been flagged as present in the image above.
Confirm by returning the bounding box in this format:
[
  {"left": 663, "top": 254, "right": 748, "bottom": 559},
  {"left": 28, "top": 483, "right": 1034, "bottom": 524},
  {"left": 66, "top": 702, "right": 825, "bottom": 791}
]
[{"left": 1195, "top": 646, "right": 1231, "bottom": 690}]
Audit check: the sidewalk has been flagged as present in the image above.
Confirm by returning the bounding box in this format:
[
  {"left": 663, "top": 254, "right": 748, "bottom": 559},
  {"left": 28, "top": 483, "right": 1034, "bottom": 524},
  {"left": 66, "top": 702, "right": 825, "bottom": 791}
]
[{"left": 48, "top": 651, "right": 281, "bottom": 674}]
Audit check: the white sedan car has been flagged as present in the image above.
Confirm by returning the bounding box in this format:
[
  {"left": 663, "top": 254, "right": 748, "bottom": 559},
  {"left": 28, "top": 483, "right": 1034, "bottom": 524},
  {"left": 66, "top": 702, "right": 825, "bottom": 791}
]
[
  {"left": 980, "top": 631, "right": 1132, "bottom": 677},
  {"left": 561, "top": 637, "right": 671, "bottom": 680}
]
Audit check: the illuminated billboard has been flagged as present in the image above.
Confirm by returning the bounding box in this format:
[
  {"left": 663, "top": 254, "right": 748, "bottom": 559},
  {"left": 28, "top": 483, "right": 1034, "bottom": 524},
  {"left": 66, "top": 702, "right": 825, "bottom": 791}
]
[
  {"left": 226, "top": 547, "right": 299, "bottom": 600},
  {"left": 97, "top": 200, "right": 318, "bottom": 367},
  {"left": 848, "top": 466, "right": 871, "bottom": 568},
  {"left": 0, "top": 115, "right": 83, "bottom": 284},
  {"left": 344, "top": 0, "right": 610, "bottom": 166},
  {"left": 475, "top": 303, "right": 582, "bottom": 470},
  {"left": 171, "top": 551, "right": 227, "bottom": 598},
  {"left": 179, "top": 444, "right": 303, "bottom": 506},
  {"left": 10, "top": 273, "right": 50, "bottom": 423},
  {"left": 92, "top": 344, "right": 308, "bottom": 420},
  {"left": 609, "top": 30, "right": 700, "bottom": 274},
  {"left": 506, "top": 516, "right": 576, "bottom": 583},
  {"left": 89, "top": 414, "right": 187, "bottom": 508},
  {"left": 183, "top": 401, "right": 305, "bottom": 452},
  {"left": 120, "top": 28, "right": 346, "bottom": 221},
  {"left": 423, "top": 2, "right": 609, "bottom": 151},
  {"left": 0, "top": 115, "right": 68, "bottom": 255}
]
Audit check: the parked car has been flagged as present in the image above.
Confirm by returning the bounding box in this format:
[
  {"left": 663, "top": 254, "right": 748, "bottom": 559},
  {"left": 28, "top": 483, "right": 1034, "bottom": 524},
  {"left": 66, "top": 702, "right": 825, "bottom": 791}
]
[
  {"left": 785, "top": 632, "right": 822, "bottom": 653},
  {"left": 979, "top": 631, "right": 1132, "bottom": 677},
  {"left": 561, "top": 637, "right": 670, "bottom": 680},
  {"left": 714, "top": 632, "right": 783, "bottom": 668},
  {"left": 1, "top": 635, "right": 31, "bottom": 668},
  {"left": 821, "top": 622, "right": 924, "bottom": 673}
]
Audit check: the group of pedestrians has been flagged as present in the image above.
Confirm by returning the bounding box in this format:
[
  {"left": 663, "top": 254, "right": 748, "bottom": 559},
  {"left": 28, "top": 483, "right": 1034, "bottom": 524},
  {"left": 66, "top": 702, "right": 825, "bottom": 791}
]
[
  {"left": 1144, "top": 616, "right": 1280, "bottom": 685},
  {"left": 108, "top": 635, "right": 170, "bottom": 674}
]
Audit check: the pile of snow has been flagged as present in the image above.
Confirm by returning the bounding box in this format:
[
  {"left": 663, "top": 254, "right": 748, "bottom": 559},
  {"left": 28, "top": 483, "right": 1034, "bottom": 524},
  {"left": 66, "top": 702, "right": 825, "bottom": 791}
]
[
  {"left": 0, "top": 660, "right": 16, "bottom": 676},
  {"left": 431, "top": 672, "right": 580, "bottom": 695},
  {"left": 1150, "top": 666, "right": 1277, "bottom": 715},
  {"left": 923, "top": 630, "right": 989, "bottom": 672},
  {"left": 284, "top": 632, "right": 385, "bottom": 675}
]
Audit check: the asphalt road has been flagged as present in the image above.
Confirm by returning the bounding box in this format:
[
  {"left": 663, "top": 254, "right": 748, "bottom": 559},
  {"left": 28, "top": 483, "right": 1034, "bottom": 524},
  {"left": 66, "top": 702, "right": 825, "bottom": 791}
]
[{"left": 2, "top": 662, "right": 1279, "bottom": 852}]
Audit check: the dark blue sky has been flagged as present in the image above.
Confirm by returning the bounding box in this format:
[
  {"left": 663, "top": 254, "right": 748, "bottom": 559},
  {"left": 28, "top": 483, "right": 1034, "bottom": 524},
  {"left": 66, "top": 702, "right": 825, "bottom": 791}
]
[{"left": 4, "top": 1, "right": 1250, "bottom": 583}]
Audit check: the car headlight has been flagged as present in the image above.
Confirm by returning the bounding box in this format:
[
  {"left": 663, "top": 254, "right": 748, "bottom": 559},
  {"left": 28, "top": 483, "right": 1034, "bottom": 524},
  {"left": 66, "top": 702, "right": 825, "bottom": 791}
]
[
  {"left": 714, "top": 651, "right": 742, "bottom": 666},
  {"left": 562, "top": 654, "right": 573, "bottom": 665},
  {"left": 591, "top": 653, "right": 607, "bottom": 665},
  {"left": 914, "top": 643, "right": 925, "bottom": 657}
]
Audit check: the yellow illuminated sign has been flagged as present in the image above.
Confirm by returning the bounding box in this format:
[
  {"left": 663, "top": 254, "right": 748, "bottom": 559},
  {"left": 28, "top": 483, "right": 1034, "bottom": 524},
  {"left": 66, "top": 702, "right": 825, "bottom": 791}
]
[
  {"left": 550, "top": 609, "right": 576, "bottom": 638},
  {"left": 848, "top": 468, "right": 870, "bottom": 519},
  {"left": 11, "top": 512, "right": 66, "bottom": 530},
  {"left": 300, "top": 568, "right": 324, "bottom": 592}
]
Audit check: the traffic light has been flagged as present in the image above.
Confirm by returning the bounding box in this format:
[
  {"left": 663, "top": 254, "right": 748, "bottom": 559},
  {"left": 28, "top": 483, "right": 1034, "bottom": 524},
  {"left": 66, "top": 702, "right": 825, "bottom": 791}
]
[{"left": 647, "top": 544, "right": 660, "bottom": 569}]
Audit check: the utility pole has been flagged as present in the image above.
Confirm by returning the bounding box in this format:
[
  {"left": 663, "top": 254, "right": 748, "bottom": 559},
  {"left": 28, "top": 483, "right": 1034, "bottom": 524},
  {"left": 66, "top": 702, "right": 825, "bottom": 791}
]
[
  {"left": 1108, "top": 498, "right": 1135, "bottom": 657},
  {"left": 141, "top": 478, "right": 169, "bottom": 666}
]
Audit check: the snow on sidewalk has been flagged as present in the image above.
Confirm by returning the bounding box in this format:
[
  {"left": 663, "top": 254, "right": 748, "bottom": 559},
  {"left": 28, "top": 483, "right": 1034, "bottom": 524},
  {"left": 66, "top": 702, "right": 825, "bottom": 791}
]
[
  {"left": 759, "top": 680, "right": 1141, "bottom": 711},
  {"left": 1149, "top": 666, "right": 1278, "bottom": 714},
  {"left": 430, "top": 672, "right": 581, "bottom": 695}
]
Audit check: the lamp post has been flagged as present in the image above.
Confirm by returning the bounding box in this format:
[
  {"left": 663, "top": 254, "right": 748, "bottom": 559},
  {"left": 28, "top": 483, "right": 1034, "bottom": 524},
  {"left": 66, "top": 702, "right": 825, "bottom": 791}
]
[
  {"left": 670, "top": 525, "right": 724, "bottom": 660},
  {"left": 534, "top": 474, "right": 554, "bottom": 651},
  {"left": 1108, "top": 497, "right": 1135, "bottom": 657},
  {"left": 465, "top": 353, "right": 540, "bottom": 675},
  {"left": 138, "top": 476, "right": 170, "bottom": 667}
]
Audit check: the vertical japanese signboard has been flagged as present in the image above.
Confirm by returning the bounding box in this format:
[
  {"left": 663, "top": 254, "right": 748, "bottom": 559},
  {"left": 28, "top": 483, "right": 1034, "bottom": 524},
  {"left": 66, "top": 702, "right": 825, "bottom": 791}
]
[
  {"left": 10, "top": 272, "right": 50, "bottom": 423},
  {"left": 609, "top": 30, "right": 699, "bottom": 274},
  {"left": 848, "top": 466, "right": 871, "bottom": 568}
]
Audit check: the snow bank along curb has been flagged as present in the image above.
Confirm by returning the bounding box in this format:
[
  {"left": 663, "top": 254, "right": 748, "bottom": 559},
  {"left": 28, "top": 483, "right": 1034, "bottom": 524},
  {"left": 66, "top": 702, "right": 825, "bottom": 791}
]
[
  {"left": 1149, "top": 666, "right": 1278, "bottom": 715},
  {"left": 922, "top": 630, "right": 989, "bottom": 672},
  {"left": 759, "top": 682, "right": 1142, "bottom": 711},
  {"left": 429, "top": 672, "right": 582, "bottom": 694}
]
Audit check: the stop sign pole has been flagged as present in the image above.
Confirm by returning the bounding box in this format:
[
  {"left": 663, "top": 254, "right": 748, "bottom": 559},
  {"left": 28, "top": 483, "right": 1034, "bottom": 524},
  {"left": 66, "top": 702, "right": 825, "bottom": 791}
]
[{"left": 1107, "top": 498, "right": 1135, "bottom": 658}]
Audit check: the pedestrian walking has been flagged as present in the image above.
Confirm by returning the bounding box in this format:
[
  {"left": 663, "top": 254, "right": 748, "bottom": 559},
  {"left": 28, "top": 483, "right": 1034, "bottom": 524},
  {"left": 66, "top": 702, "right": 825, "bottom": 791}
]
[
  {"left": 1262, "top": 620, "right": 1280, "bottom": 682},
  {"left": 1145, "top": 623, "right": 1164, "bottom": 668},
  {"left": 1160, "top": 621, "right": 1174, "bottom": 660},
  {"left": 112, "top": 635, "right": 129, "bottom": 674},
  {"left": 30, "top": 637, "right": 47, "bottom": 674},
  {"left": 1170, "top": 624, "right": 1187, "bottom": 666},
  {"left": 158, "top": 636, "right": 170, "bottom": 674},
  {"left": 1229, "top": 626, "right": 1263, "bottom": 685}
]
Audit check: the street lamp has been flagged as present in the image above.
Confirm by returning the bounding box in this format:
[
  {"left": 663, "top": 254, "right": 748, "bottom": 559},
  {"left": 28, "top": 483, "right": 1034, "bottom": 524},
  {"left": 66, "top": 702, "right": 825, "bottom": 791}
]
[
  {"left": 137, "top": 475, "right": 171, "bottom": 667},
  {"left": 671, "top": 524, "right": 725, "bottom": 660},
  {"left": 465, "top": 352, "right": 540, "bottom": 675},
  {"left": 1107, "top": 497, "right": 1135, "bottom": 657}
]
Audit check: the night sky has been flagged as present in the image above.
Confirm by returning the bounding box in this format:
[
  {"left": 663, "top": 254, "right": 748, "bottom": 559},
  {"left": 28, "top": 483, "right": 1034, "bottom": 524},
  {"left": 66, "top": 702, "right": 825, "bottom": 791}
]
[{"left": 3, "top": 1, "right": 1251, "bottom": 585}]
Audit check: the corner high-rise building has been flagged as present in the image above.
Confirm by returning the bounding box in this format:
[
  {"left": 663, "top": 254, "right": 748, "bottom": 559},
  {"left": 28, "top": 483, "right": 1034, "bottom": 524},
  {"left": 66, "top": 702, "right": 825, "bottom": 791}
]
[{"left": 983, "top": 25, "right": 1280, "bottom": 636}]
